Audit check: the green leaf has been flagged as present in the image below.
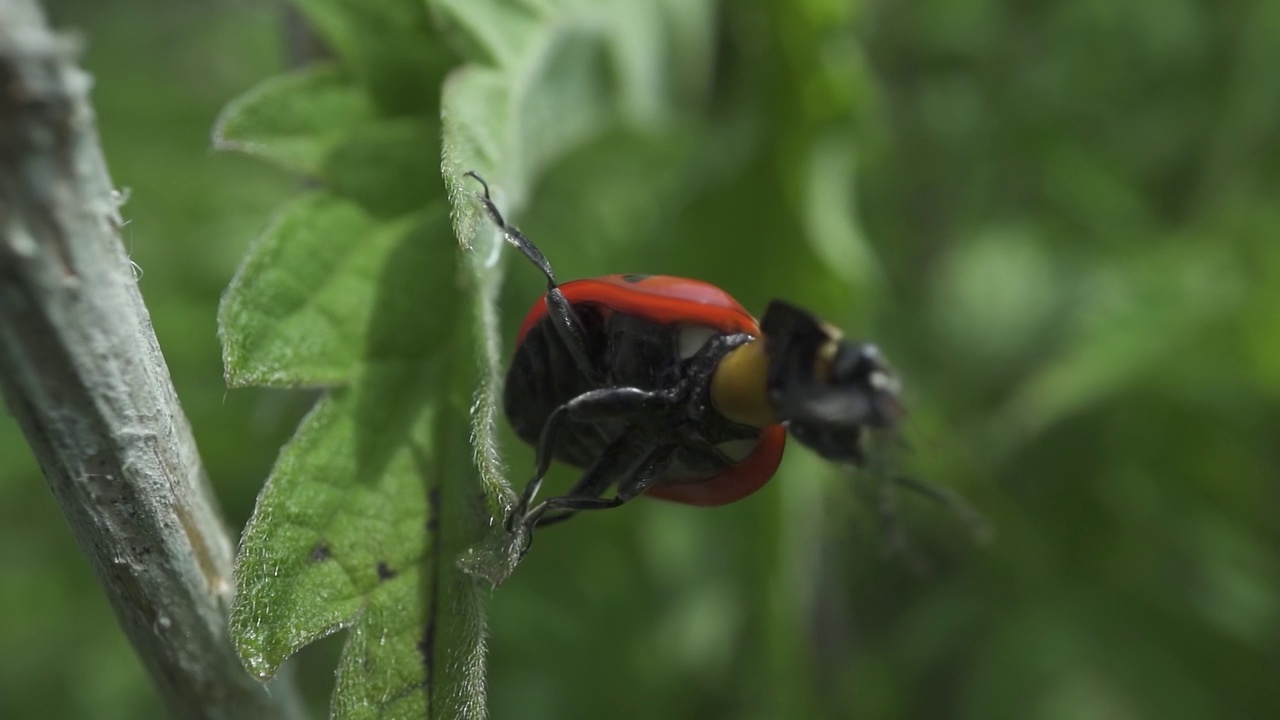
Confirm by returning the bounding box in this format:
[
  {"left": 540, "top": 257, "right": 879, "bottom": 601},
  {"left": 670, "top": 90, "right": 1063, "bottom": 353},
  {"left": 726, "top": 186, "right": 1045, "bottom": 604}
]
[
  {"left": 439, "top": 67, "right": 519, "bottom": 583},
  {"left": 429, "top": 0, "right": 541, "bottom": 68},
  {"left": 219, "top": 194, "right": 402, "bottom": 388},
  {"left": 217, "top": 2, "right": 501, "bottom": 715},
  {"left": 212, "top": 65, "right": 375, "bottom": 176},
  {"left": 229, "top": 210, "right": 488, "bottom": 719},
  {"left": 212, "top": 64, "right": 440, "bottom": 218},
  {"left": 324, "top": 118, "right": 442, "bottom": 218},
  {"left": 434, "top": 0, "right": 711, "bottom": 188},
  {"left": 290, "top": 0, "right": 450, "bottom": 114}
]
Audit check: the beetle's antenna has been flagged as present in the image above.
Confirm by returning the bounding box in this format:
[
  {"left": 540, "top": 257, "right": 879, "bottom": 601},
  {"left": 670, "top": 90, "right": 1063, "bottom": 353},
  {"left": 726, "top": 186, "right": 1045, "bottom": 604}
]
[{"left": 464, "top": 171, "right": 559, "bottom": 290}]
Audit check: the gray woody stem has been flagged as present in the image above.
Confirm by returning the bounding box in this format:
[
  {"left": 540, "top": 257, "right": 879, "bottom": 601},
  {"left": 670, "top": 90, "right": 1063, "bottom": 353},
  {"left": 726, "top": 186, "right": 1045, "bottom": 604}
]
[{"left": 0, "top": 4, "right": 305, "bottom": 719}]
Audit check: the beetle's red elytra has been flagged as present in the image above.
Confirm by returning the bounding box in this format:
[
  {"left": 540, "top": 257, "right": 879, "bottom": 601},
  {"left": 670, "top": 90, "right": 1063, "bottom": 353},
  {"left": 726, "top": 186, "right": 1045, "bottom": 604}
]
[{"left": 515, "top": 274, "right": 759, "bottom": 344}]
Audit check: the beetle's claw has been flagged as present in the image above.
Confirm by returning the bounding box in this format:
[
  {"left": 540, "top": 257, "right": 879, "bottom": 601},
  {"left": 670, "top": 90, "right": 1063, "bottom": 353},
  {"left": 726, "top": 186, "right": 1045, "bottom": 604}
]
[{"left": 462, "top": 170, "right": 490, "bottom": 197}]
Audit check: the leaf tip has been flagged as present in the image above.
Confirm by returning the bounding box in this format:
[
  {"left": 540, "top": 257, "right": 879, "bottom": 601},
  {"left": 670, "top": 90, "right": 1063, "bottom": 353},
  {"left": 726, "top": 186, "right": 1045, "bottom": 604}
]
[
  {"left": 228, "top": 608, "right": 283, "bottom": 682},
  {"left": 456, "top": 525, "right": 529, "bottom": 588},
  {"left": 209, "top": 90, "right": 257, "bottom": 157}
]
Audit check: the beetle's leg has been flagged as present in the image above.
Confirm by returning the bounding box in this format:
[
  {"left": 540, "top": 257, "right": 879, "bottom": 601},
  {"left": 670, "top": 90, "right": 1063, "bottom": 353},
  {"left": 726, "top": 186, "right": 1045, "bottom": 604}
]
[
  {"left": 534, "top": 435, "right": 638, "bottom": 528},
  {"left": 526, "top": 497, "right": 623, "bottom": 525},
  {"left": 523, "top": 442, "right": 676, "bottom": 530},
  {"left": 891, "top": 474, "right": 990, "bottom": 542},
  {"left": 532, "top": 509, "right": 588, "bottom": 528},
  {"left": 872, "top": 470, "right": 910, "bottom": 559},
  {"left": 507, "top": 386, "right": 676, "bottom": 531},
  {"left": 531, "top": 335, "right": 753, "bottom": 528},
  {"left": 855, "top": 470, "right": 987, "bottom": 576},
  {"left": 465, "top": 171, "right": 597, "bottom": 379},
  {"left": 463, "top": 172, "right": 556, "bottom": 282},
  {"left": 611, "top": 442, "right": 677, "bottom": 500}
]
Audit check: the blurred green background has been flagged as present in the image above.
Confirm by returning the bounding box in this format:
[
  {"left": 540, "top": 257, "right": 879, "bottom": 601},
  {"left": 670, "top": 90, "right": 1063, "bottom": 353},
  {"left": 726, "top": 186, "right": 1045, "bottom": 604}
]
[{"left": 3, "top": 0, "right": 1278, "bottom": 718}]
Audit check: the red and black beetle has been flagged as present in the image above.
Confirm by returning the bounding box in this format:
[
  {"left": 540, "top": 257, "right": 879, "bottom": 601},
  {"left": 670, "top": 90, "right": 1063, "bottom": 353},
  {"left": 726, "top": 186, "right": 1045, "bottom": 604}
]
[{"left": 465, "top": 172, "right": 905, "bottom": 538}]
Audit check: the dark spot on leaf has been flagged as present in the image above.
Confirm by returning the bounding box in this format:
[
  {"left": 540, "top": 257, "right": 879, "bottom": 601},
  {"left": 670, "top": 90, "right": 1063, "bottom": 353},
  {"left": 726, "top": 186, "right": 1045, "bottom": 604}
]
[
  {"left": 376, "top": 561, "right": 396, "bottom": 581},
  {"left": 309, "top": 542, "right": 331, "bottom": 562},
  {"left": 418, "top": 621, "right": 436, "bottom": 702},
  {"left": 422, "top": 483, "right": 442, "bottom": 715},
  {"left": 426, "top": 488, "right": 441, "bottom": 533},
  {"left": 620, "top": 273, "right": 650, "bottom": 283}
]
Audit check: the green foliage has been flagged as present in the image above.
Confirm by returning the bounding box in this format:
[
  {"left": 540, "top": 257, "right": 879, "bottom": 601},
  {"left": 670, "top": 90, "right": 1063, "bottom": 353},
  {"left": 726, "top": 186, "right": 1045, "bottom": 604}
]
[
  {"left": 219, "top": 0, "right": 729, "bottom": 715},
  {"left": 213, "top": 67, "right": 376, "bottom": 177},
  {"left": 4, "top": 0, "right": 1279, "bottom": 718},
  {"left": 215, "top": 1, "right": 488, "bottom": 716},
  {"left": 219, "top": 195, "right": 393, "bottom": 386}
]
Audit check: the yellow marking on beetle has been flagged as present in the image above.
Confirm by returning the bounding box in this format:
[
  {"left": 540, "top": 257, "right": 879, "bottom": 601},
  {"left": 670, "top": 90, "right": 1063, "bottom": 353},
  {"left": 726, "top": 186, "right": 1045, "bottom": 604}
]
[
  {"left": 710, "top": 338, "right": 777, "bottom": 428},
  {"left": 813, "top": 322, "right": 843, "bottom": 383}
]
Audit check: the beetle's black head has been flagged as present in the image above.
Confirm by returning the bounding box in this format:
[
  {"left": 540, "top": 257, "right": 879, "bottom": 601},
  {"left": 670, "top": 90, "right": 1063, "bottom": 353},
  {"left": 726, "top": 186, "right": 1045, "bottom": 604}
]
[{"left": 760, "top": 300, "right": 904, "bottom": 465}]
